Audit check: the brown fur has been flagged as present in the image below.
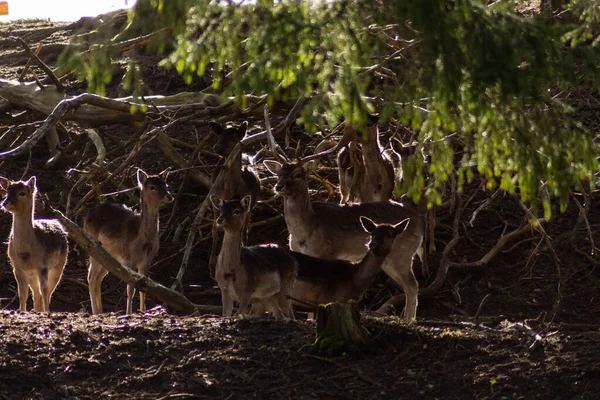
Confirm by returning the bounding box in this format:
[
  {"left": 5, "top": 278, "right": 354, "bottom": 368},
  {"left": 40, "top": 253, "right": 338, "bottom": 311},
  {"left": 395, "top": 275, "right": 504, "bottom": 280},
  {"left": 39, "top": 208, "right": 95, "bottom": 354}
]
[
  {"left": 338, "top": 124, "right": 395, "bottom": 204},
  {"left": 211, "top": 195, "right": 296, "bottom": 318},
  {"left": 83, "top": 170, "right": 173, "bottom": 315},
  {"left": 289, "top": 217, "right": 408, "bottom": 307},
  {"left": 209, "top": 121, "right": 261, "bottom": 274},
  {"left": 263, "top": 160, "right": 424, "bottom": 322},
  {"left": 1, "top": 176, "right": 68, "bottom": 312}
]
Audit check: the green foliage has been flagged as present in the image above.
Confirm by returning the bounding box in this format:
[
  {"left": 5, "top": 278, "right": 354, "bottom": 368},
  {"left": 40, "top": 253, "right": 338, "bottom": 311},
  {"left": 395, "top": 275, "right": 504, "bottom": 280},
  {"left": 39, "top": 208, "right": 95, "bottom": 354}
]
[{"left": 60, "top": 0, "right": 600, "bottom": 216}]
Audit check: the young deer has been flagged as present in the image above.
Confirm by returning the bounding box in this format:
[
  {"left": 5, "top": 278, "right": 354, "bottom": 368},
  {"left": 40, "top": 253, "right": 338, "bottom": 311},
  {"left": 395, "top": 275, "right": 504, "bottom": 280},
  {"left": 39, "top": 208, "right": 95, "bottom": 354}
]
[
  {"left": 289, "top": 217, "right": 409, "bottom": 306},
  {"left": 263, "top": 159, "right": 424, "bottom": 322},
  {"left": 0, "top": 176, "right": 68, "bottom": 312},
  {"left": 209, "top": 121, "right": 261, "bottom": 272},
  {"left": 83, "top": 170, "right": 173, "bottom": 315},
  {"left": 211, "top": 195, "right": 296, "bottom": 319},
  {"left": 337, "top": 123, "right": 395, "bottom": 204}
]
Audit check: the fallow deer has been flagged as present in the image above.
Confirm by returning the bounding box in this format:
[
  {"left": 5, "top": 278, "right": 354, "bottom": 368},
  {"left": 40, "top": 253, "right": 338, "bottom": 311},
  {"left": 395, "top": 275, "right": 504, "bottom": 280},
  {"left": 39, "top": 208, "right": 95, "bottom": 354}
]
[
  {"left": 211, "top": 195, "right": 296, "bottom": 319},
  {"left": 208, "top": 121, "right": 261, "bottom": 273},
  {"left": 83, "top": 169, "right": 173, "bottom": 315},
  {"left": 263, "top": 159, "right": 424, "bottom": 322},
  {"left": 337, "top": 122, "right": 395, "bottom": 204},
  {"left": 289, "top": 217, "right": 409, "bottom": 306},
  {"left": 0, "top": 176, "right": 68, "bottom": 312}
]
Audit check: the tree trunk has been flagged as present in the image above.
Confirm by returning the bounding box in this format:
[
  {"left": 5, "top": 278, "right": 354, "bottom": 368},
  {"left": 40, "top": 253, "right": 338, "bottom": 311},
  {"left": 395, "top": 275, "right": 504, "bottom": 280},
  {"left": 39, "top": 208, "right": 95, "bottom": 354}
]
[{"left": 313, "top": 301, "right": 370, "bottom": 356}]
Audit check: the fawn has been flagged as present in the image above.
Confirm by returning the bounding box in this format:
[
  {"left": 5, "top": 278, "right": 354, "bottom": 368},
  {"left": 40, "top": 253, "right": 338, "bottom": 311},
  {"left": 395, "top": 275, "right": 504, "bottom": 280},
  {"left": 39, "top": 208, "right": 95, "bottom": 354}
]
[
  {"left": 211, "top": 195, "right": 296, "bottom": 318},
  {"left": 0, "top": 176, "right": 68, "bottom": 312},
  {"left": 264, "top": 159, "right": 424, "bottom": 322},
  {"left": 83, "top": 169, "right": 173, "bottom": 314},
  {"left": 208, "top": 121, "right": 261, "bottom": 273},
  {"left": 289, "top": 217, "right": 409, "bottom": 306}
]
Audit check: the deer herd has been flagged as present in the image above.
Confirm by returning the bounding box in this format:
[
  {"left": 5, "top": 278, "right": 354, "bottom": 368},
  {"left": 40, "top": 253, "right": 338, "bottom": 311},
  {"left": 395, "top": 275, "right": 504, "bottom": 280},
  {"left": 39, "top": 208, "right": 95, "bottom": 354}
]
[{"left": 0, "top": 118, "right": 426, "bottom": 323}]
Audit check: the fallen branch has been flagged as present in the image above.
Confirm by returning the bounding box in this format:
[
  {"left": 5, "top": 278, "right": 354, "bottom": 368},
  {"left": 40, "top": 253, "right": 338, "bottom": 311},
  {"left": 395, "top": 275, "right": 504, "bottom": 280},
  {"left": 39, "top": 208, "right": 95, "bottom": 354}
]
[{"left": 49, "top": 207, "right": 221, "bottom": 315}]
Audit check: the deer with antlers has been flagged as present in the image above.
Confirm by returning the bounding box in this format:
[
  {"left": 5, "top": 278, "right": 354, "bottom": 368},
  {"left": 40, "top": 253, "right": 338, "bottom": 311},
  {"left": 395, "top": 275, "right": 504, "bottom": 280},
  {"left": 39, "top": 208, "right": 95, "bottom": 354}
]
[
  {"left": 0, "top": 176, "right": 68, "bottom": 312},
  {"left": 263, "top": 129, "right": 425, "bottom": 322}
]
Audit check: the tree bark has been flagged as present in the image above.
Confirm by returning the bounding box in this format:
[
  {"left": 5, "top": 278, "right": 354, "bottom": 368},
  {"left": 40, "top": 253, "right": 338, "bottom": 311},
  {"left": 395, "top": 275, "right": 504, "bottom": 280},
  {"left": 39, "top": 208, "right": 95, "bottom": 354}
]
[{"left": 313, "top": 301, "right": 370, "bottom": 356}]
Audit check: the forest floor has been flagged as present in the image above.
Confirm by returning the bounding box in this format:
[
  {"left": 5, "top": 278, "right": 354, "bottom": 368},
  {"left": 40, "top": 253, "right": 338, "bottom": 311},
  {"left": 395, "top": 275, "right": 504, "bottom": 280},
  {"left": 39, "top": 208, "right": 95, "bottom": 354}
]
[{"left": 1, "top": 17, "right": 599, "bottom": 400}]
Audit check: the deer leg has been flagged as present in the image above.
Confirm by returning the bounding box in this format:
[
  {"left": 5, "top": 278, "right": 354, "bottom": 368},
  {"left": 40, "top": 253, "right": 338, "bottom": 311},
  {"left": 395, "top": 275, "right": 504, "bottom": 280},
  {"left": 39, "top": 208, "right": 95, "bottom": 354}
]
[
  {"left": 381, "top": 257, "right": 419, "bottom": 323},
  {"left": 46, "top": 254, "right": 67, "bottom": 312},
  {"left": 13, "top": 268, "right": 30, "bottom": 312},
  {"left": 126, "top": 283, "right": 136, "bottom": 315},
  {"left": 221, "top": 290, "right": 234, "bottom": 317},
  {"left": 237, "top": 296, "right": 251, "bottom": 317},
  {"left": 208, "top": 223, "right": 220, "bottom": 279},
  {"left": 398, "top": 270, "right": 419, "bottom": 323},
  {"left": 29, "top": 273, "right": 43, "bottom": 312},
  {"left": 88, "top": 258, "right": 109, "bottom": 315},
  {"left": 38, "top": 266, "right": 50, "bottom": 312}
]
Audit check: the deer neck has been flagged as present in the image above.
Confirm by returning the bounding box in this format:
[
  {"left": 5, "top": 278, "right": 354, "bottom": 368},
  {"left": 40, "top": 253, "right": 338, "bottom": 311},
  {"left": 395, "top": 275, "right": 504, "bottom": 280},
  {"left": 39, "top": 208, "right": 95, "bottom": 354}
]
[
  {"left": 362, "top": 140, "right": 385, "bottom": 177},
  {"left": 283, "top": 181, "right": 313, "bottom": 226},
  {"left": 138, "top": 200, "right": 160, "bottom": 242},
  {"left": 219, "top": 229, "right": 243, "bottom": 271},
  {"left": 10, "top": 206, "right": 36, "bottom": 249},
  {"left": 352, "top": 250, "right": 386, "bottom": 291}
]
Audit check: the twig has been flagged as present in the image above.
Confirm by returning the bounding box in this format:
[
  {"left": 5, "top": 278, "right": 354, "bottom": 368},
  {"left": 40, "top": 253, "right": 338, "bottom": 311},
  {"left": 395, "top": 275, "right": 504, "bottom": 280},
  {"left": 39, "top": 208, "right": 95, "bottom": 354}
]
[{"left": 11, "top": 36, "right": 64, "bottom": 91}]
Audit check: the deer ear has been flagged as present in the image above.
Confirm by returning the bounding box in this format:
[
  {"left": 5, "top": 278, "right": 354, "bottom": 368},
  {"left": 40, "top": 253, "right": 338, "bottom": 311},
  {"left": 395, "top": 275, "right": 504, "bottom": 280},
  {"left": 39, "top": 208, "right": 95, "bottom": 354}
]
[
  {"left": 393, "top": 218, "right": 410, "bottom": 236},
  {"left": 137, "top": 169, "right": 149, "bottom": 188},
  {"left": 210, "top": 195, "right": 224, "bottom": 210},
  {"left": 240, "top": 195, "right": 252, "bottom": 211},
  {"left": 158, "top": 167, "right": 171, "bottom": 181},
  {"left": 26, "top": 176, "right": 37, "bottom": 190},
  {"left": 263, "top": 160, "right": 282, "bottom": 175},
  {"left": 209, "top": 121, "right": 224, "bottom": 136},
  {"left": 359, "top": 216, "right": 377, "bottom": 233},
  {"left": 303, "top": 160, "right": 317, "bottom": 174},
  {"left": 238, "top": 121, "right": 248, "bottom": 136}
]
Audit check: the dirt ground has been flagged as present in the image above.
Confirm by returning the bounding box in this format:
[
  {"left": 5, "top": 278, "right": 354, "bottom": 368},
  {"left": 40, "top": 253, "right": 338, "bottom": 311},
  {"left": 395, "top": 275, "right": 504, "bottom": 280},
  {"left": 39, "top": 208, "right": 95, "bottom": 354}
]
[{"left": 1, "top": 18, "right": 599, "bottom": 400}]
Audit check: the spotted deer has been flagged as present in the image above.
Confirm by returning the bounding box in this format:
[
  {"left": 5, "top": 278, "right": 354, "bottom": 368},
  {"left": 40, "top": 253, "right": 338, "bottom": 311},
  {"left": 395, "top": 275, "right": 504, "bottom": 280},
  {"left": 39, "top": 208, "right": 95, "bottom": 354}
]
[
  {"left": 210, "top": 195, "right": 296, "bottom": 318},
  {"left": 208, "top": 121, "right": 261, "bottom": 273},
  {"left": 0, "top": 176, "right": 68, "bottom": 312},
  {"left": 83, "top": 169, "right": 173, "bottom": 315},
  {"left": 263, "top": 158, "right": 424, "bottom": 322},
  {"left": 337, "top": 122, "right": 395, "bottom": 204},
  {"left": 289, "top": 217, "right": 409, "bottom": 307}
]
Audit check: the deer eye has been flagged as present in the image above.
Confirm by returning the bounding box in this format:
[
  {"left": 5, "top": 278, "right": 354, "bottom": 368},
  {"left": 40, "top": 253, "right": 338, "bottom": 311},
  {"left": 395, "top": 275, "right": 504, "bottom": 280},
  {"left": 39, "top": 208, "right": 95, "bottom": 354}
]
[
  {"left": 149, "top": 185, "right": 156, "bottom": 191},
  {"left": 19, "top": 192, "right": 25, "bottom": 196}
]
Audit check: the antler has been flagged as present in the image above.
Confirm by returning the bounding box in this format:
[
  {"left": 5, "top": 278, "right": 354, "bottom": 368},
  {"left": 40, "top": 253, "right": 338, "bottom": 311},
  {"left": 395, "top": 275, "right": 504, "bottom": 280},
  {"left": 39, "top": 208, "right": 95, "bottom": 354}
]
[
  {"left": 297, "top": 123, "right": 358, "bottom": 164},
  {"left": 264, "top": 105, "right": 290, "bottom": 164}
]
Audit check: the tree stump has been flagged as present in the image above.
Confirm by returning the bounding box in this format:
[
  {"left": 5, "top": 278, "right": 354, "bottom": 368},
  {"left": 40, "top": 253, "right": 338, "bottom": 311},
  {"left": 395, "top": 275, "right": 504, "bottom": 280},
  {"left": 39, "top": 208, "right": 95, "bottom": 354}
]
[{"left": 313, "top": 301, "right": 370, "bottom": 356}]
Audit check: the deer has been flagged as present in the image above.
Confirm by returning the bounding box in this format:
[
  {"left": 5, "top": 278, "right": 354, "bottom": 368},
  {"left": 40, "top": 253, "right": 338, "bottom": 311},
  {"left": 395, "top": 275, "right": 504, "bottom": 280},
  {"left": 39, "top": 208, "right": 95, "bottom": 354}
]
[
  {"left": 83, "top": 169, "right": 173, "bottom": 315},
  {"left": 210, "top": 195, "right": 296, "bottom": 319},
  {"left": 208, "top": 121, "right": 261, "bottom": 274},
  {"left": 337, "top": 122, "right": 395, "bottom": 204},
  {"left": 288, "top": 216, "right": 409, "bottom": 307},
  {"left": 263, "top": 155, "right": 425, "bottom": 322},
  {"left": 0, "top": 176, "right": 68, "bottom": 312}
]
